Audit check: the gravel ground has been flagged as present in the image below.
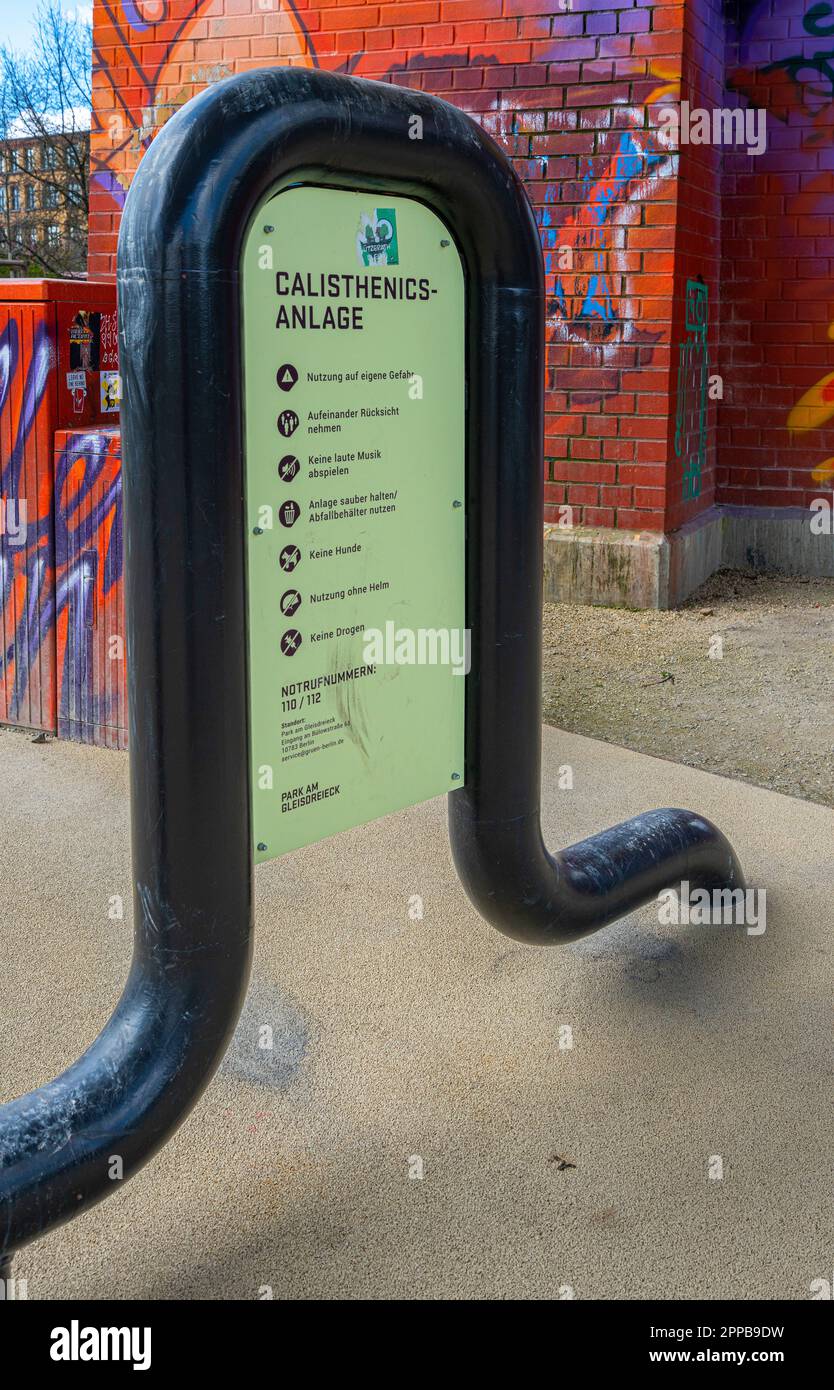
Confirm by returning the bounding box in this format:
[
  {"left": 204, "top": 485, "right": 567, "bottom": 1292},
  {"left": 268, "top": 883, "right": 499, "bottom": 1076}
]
[{"left": 543, "top": 570, "right": 834, "bottom": 809}]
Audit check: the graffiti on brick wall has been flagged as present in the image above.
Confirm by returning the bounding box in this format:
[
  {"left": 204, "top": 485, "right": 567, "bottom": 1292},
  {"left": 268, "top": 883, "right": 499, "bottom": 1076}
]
[
  {"left": 776, "top": 2, "right": 834, "bottom": 486},
  {"left": 542, "top": 125, "right": 673, "bottom": 342},
  {"left": 761, "top": 1, "right": 834, "bottom": 99},
  {"left": 54, "top": 432, "right": 126, "bottom": 747},
  {"left": 92, "top": 4, "right": 678, "bottom": 262},
  {"left": 91, "top": 2, "right": 682, "bottom": 530},
  {"left": 535, "top": 59, "right": 679, "bottom": 478},
  {"left": 727, "top": 1, "right": 834, "bottom": 501},
  {"left": 675, "top": 279, "right": 709, "bottom": 502},
  {"left": 96, "top": 2, "right": 629, "bottom": 213},
  {"left": 0, "top": 315, "right": 54, "bottom": 728},
  {"left": 91, "top": 1, "right": 313, "bottom": 214}
]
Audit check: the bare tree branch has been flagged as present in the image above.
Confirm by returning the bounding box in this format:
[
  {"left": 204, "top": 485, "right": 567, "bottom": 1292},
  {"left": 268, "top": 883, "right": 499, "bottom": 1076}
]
[{"left": 0, "top": 1, "right": 92, "bottom": 276}]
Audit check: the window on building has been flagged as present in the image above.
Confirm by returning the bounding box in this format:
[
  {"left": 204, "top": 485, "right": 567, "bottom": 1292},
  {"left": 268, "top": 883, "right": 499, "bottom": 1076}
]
[
  {"left": 9, "top": 185, "right": 19, "bottom": 211},
  {"left": 25, "top": 184, "right": 35, "bottom": 210},
  {"left": 46, "top": 224, "right": 60, "bottom": 247},
  {"left": 42, "top": 145, "right": 57, "bottom": 172},
  {"left": 24, "top": 147, "right": 36, "bottom": 172},
  {"left": 0, "top": 188, "right": 6, "bottom": 212},
  {"left": 44, "top": 186, "right": 60, "bottom": 209},
  {"left": 67, "top": 179, "right": 83, "bottom": 204},
  {"left": 0, "top": 154, "right": 6, "bottom": 174}
]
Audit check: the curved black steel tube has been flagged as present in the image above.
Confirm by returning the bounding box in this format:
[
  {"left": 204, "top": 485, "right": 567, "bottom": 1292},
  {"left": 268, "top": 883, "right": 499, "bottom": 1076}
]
[
  {"left": 450, "top": 801, "right": 744, "bottom": 945},
  {"left": 0, "top": 66, "right": 744, "bottom": 1272},
  {"left": 448, "top": 251, "right": 745, "bottom": 942},
  {"left": 0, "top": 328, "right": 254, "bottom": 1255}
]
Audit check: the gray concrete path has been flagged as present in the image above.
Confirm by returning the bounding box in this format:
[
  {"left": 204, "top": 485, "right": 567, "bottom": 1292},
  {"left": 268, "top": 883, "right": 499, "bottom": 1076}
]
[{"left": 1, "top": 724, "right": 831, "bottom": 1300}]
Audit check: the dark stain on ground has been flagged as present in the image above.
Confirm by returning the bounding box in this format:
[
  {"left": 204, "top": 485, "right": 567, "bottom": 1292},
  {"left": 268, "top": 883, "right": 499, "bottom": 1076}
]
[
  {"left": 221, "top": 972, "right": 312, "bottom": 1090},
  {"left": 570, "top": 921, "right": 683, "bottom": 968}
]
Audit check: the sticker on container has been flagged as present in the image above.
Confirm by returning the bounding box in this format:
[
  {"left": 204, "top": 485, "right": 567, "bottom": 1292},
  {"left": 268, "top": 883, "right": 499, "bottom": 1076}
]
[
  {"left": 100, "top": 371, "right": 121, "bottom": 413},
  {"left": 66, "top": 370, "right": 86, "bottom": 390},
  {"left": 69, "top": 311, "right": 101, "bottom": 370}
]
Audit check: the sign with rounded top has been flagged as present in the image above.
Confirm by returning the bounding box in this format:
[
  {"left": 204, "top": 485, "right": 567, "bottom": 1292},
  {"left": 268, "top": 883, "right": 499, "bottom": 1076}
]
[{"left": 242, "top": 184, "right": 466, "bottom": 861}]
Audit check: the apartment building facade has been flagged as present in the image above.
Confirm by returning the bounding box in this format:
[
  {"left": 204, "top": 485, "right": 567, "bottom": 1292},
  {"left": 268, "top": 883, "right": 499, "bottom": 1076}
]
[{"left": 0, "top": 132, "right": 88, "bottom": 277}]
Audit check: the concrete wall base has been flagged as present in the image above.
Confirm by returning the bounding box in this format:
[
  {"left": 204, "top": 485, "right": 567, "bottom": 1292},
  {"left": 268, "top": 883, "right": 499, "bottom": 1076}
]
[{"left": 544, "top": 504, "right": 834, "bottom": 610}]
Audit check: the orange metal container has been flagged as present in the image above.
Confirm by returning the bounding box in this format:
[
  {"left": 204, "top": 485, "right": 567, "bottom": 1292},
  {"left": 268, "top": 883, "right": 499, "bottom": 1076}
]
[
  {"left": 54, "top": 428, "right": 126, "bottom": 749},
  {"left": 0, "top": 279, "right": 118, "bottom": 733}
]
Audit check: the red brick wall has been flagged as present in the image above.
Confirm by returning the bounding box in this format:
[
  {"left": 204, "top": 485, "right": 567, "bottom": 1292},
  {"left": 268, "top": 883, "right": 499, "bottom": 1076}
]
[
  {"left": 534, "top": 3, "right": 683, "bottom": 533},
  {"left": 718, "top": 0, "right": 834, "bottom": 510},
  {"left": 91, "top": 0, "right": 686, "bottom": 533},
  {"left": 664, "top": 0, "right": 722, "bottom": 533}
]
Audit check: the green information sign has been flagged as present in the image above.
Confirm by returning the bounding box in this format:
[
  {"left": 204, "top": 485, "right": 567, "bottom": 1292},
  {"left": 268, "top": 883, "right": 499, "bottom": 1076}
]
[{"left": 242, "top": 185, "right": 466, "bottom": 862}]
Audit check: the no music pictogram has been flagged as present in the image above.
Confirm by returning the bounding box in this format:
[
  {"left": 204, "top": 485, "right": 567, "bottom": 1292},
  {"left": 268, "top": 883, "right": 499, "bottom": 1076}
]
[{"left": 278, "top": 454, "right": 300, "bottom": 482}]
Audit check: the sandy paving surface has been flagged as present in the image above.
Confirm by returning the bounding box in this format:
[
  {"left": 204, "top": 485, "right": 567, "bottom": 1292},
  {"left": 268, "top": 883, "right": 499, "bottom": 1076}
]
[{"left": 1, "top": 723, "right": 832, "bottom": 1299}]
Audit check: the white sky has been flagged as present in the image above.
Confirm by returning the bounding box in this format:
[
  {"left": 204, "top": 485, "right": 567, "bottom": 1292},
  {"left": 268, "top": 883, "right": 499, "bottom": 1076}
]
[{"left": 0, "top": 2, "right": 92, "bottom": 55}]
